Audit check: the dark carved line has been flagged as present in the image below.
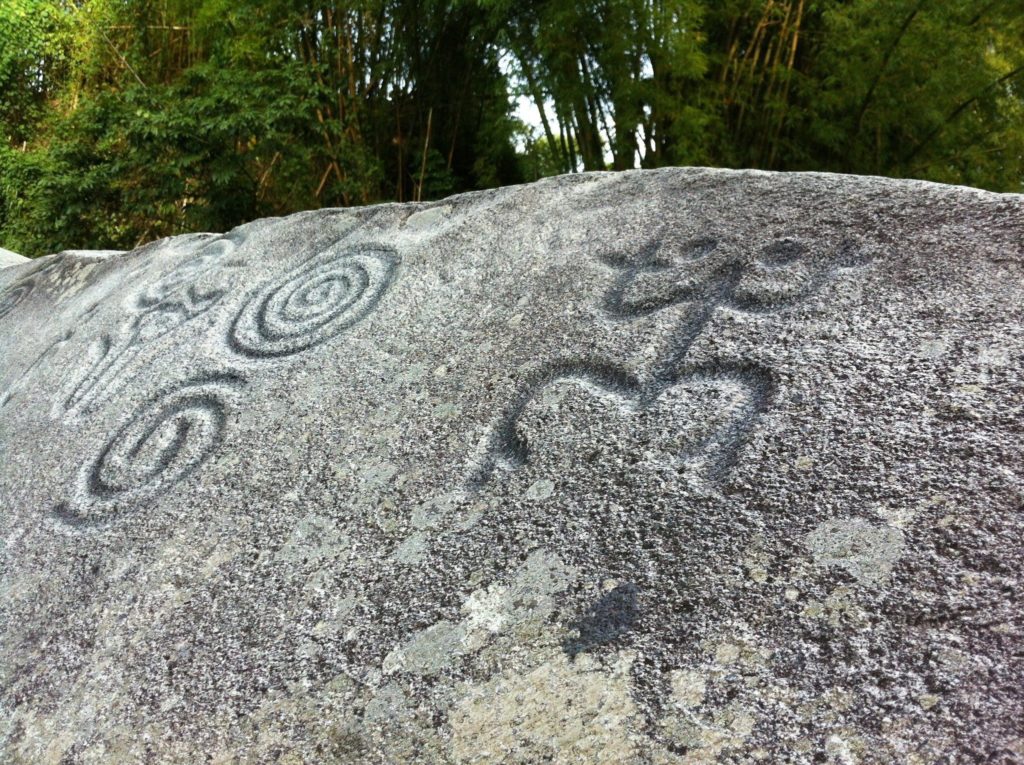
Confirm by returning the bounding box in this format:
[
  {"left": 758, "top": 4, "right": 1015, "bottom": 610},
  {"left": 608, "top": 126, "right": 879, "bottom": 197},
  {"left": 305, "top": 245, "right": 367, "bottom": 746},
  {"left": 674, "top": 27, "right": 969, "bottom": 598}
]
[
  {"left": 758, "top": 238, "right": 807, "bottom": 267},
  {"left": 65, "top": 334, "right": 114, "bottom": 411},
  {"left": 65, "top": 289, "right": 226, "bottom": 414},
  {"left": 227, "top": 245, "right": 399, "bottom": 359},
  {"left": 469, "top": 234, "right": 866, "bottom": 491},
  {"left": 188, "top": 284, "right": 228, "bottom": 307},
  {"left": 469, "top": 357, "right": 776, "bottom": 490},
  {"left": 252, "top": 269, "right": 368, "bottom": 343},
  {"left": 87, "top": 391, "right": 228, "bottom": 499},
  {"left": 0, "top": 329, "right": 74, "bottom": 411},
  {"left": 54, "top": 372, "right": 246, "bottom": 528},
  {"left": 52, "top": 501, "right": 91, "bottom": 530},
  {"left": 66, "top": 235, "right": 236, "bottom": 414},
  {"left": 470, "top": 358, "right": 644, "bottom": 487},
  {"left": 599, "top": 237, "right": 721, "bottom": 319},
  {"left": 648, "top": 263, "right": 746, "bottom": 385},
  {"left": 135, "top": 234, "right": 238, "bottom": 310},
  {"left": 0, "top": 282, "right": 34, "bottom": 320},
  {"left": 601, "top": 235, "right": 865, "bottom": 321},
  {"left": 675, "top": 361, "right": 777, "bottom": 480}
]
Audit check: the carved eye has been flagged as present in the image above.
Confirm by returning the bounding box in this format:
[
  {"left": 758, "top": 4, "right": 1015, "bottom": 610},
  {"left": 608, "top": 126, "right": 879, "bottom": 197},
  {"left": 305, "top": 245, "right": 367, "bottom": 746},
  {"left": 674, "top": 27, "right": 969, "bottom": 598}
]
[
  {"left": 730, "top": 237, "right": 815, "bottom": 311},
  {"left": 648, "top": 236, "right": 719, "bottom": 267},
  {"left": 757, "top": 238, "right": 806, "bottom": 267},
  {"left": 677, "top": 236, "right": 719, "bottom": 262}
]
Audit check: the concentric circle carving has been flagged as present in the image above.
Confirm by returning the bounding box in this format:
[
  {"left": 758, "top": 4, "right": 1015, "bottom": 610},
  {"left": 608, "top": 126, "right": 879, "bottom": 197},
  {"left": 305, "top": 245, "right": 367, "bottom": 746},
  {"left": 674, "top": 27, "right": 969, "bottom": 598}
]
[{"left": 228, "top": 244, "right": 399, "bottom": 358}]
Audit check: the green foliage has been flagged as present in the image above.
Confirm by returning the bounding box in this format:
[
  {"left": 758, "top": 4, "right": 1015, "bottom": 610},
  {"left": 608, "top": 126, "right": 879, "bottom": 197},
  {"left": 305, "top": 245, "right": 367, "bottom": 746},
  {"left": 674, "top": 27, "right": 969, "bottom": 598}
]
[
  {"left": 513, "top": 132, "right": 568, "bottom": 182},
  {"left": 0, "top": 0, "right": 72, "bottom": 146},
  {"left": 805, "top": 0, "right": 1024, "bottom": 186},
  {"left": 0, "top": 0, "right": 526, "bottom": 254},
  {"left": 698, "top": 0, "right": 1024, "bottom": 186},
  {"left": 2, "top": 57, "right": 331, "bottom": 253},
  {"left": 0, "top": 0, "right": 1021, "bottom": 256}
]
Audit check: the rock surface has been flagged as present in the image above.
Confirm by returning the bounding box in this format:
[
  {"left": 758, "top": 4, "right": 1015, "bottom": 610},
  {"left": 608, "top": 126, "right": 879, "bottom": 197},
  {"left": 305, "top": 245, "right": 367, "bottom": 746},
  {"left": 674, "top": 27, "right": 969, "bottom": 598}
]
[
  {"left": 1, "top": 168, "right": 1022, "bottom": 764},
  {"left": 0, "top": 247, "right": 29, "bottom": 269}
]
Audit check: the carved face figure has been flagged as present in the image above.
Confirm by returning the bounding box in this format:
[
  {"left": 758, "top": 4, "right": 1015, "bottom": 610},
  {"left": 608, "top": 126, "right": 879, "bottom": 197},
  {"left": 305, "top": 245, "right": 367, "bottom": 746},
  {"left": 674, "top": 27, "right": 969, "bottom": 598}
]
[{"left": 135, "top": 237, "right": 236, "bottom": 310}]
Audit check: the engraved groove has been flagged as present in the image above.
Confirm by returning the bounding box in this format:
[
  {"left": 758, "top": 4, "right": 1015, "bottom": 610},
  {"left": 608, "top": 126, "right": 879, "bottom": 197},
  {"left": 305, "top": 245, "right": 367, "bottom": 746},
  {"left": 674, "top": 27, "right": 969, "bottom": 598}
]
[
  {"left": 0, "top": 282, "right": 34, "bottom": 320},
  {"left": 471, "top": 359, "right": 643, "bottom": 486},
  {"left": 64, "top": 238, "right": 238, "bottom": 415},
  {"left": 470, "top": 358, "right": 776, "bottom": 488},
  {"left": 471, "top": 234, "right": 865, "bottom": 489},
  {"left": 136, "top": 237, "right": 235, "bottom": 310},
  {"left": 0, "top": 329, "right": 75, "bottom": 410},
  {"left": 675, "top": 361, "right": 776, "bottom": 480},
  {"left": 55, "top": 373, "right": 245, "bottom": 526},
  {"left": 599, "top": 237, "right": 721, "bottom": 318},
  {"left": 228, "top": 244, "right": 399, "bottom": 358}
]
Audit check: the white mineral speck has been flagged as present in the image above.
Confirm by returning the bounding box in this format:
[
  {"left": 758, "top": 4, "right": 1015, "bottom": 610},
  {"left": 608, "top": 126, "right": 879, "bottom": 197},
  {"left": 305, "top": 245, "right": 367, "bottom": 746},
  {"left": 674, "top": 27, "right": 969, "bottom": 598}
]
[{"left": 524, "top": 478, "right": 555, "bottom": 501}]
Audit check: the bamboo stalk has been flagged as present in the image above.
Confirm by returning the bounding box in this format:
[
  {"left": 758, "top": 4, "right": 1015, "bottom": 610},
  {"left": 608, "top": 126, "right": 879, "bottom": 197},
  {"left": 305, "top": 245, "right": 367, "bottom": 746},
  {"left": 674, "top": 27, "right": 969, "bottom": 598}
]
[
  {"left": 903, "top": 63, "right": 1024, "bottom": 165},
  {"left": 768, "top": 0, "right": 805, "bottom": 167},
  {"left": 855, "top": 0, "right": 929, "bottom": 137},
  {"left": 100, "top": 29, "right": 145, "bottom": 87},
  {"left": 257, "top": 152, "right": 282, "bottom": 200},
  {"left": 315, "top": 165, "right": 333, "bottom": 198},
  {"left": 520, "top": 50, "right": 565, "bottom": 172},
  {"left": 759, "top": 0, "right": 795, "bottom": 162},
  {"left": 732, "top": 2, "right": 776, "bottom": 138},
  {"left": 396, "top": 100, "right": 404, "bottom": 203},
  {"left": 417, "top": 107, "right": 433, "bottom": 202}
]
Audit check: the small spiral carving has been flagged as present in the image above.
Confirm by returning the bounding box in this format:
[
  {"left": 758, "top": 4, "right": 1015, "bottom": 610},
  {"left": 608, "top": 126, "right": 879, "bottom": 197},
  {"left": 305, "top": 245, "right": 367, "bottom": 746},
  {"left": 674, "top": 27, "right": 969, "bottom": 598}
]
[
  {"left": 228, "top": 244, "right": 399, "bottom": 358},
  {"left": 0, "top": 282, "right": 33, "bottom": 320},
  {"left": 56, "top": 374, "right": 244, "bottom": 525}
]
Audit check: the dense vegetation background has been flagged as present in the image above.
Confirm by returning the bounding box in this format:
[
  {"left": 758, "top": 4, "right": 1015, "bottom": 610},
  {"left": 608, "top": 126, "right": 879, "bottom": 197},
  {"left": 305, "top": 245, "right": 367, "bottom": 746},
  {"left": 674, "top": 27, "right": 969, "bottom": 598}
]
[{"left": 1, "top": 0, "right": 1022, "bottom": 256}]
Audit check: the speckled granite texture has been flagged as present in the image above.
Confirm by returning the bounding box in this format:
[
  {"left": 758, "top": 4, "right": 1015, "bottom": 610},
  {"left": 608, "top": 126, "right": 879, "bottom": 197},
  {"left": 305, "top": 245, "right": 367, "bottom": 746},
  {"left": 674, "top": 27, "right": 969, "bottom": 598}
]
[
  {"left": 1, "top": 169, "right": 1022, "bottom": 764},
  {"left": 0, "top": 247, "right": 28, "bottom": 269}
]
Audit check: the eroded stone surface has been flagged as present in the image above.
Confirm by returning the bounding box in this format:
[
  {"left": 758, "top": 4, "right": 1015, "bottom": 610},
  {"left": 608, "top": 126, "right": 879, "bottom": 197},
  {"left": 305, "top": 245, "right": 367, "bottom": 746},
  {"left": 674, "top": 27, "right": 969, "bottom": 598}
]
[
  {"left": 0, "top": 247, "right": 28, "bottom": 269},
  {"left": 1, "top": 169, "right": 1022, "bottom": 763}
]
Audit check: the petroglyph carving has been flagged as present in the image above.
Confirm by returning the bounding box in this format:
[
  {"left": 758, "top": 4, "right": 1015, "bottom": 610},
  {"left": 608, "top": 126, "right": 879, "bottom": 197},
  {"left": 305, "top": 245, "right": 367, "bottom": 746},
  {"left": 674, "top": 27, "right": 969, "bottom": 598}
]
[
  {"left": 64, "top": 237, "right": 239, "bottom": 414},
  {"left": 228, "top": 243, "right": 399, "bottom": 358},
  {"left": 54, "top": 373, "right": 245, "bottom": 526},
  {"left": 0, "top": 329, "right": 75, "bottom": 409},
  {"left": 0, "top": 255, "right": 70, "bottom": 323},
  {"left": 136, "top": 237, "right": 235, "bottom": 308},
  {"left": 56, "top": 236, "right": 399, "bottom": 527},
  {"left": 473, "top": 236, "right": 867, "bottom": 487},
  {"left": 471, "top": 358, "right": 773, "bottom": 487},
  {"left": 0, "top": 281, "right": 33, "bottom": 321}
]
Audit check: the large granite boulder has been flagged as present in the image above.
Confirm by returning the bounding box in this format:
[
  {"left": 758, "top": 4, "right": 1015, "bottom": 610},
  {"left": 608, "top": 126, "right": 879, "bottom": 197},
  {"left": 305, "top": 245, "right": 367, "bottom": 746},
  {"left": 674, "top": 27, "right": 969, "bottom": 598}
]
[{"left": 1, "top": 169, "right": 1022, "bottom": 764}]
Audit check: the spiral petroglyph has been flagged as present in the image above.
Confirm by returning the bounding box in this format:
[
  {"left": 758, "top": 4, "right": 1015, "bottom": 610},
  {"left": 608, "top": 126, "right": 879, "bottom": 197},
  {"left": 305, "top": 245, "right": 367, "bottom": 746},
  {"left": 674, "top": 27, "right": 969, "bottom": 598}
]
[
  {"left": 228, "top": 244, "right": 399, "bottom": 358},
  {"left": 55, "top": 373, "right": 245, "bottom": 526}
]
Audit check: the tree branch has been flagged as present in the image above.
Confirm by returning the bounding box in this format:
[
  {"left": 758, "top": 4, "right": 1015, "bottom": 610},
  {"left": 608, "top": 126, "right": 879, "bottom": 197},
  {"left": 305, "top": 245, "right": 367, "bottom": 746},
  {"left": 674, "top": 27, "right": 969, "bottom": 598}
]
[
  {"left": 854, "top": 0, "right": 928, "bottom": 136},
  {"left": 902, "top": 63, "right": 1024, "bottom": 166}
]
